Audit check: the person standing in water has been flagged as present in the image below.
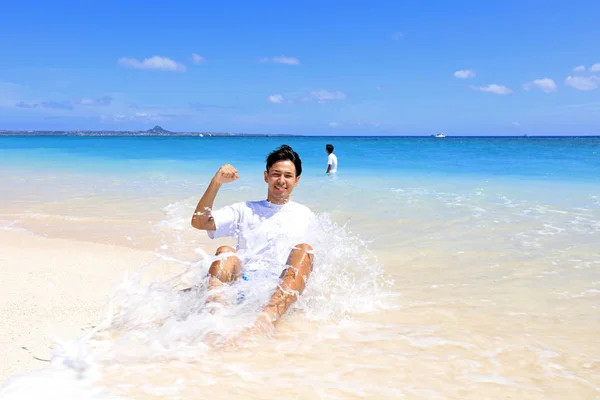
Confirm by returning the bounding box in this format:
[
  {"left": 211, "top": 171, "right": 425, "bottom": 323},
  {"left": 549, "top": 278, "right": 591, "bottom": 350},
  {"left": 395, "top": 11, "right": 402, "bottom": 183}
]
[
  {"left": 326, "top": 144, "right": 338, "bottom": 174},
  {"left": 191, "top": 145, "right": 314, "bottom": 334}
]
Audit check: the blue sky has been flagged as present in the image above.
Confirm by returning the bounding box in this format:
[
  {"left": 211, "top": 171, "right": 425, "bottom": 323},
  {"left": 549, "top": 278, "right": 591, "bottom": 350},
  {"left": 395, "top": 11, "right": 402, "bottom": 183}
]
[{"left": 1, "top": 0, "right": 600, "bottom": 136}]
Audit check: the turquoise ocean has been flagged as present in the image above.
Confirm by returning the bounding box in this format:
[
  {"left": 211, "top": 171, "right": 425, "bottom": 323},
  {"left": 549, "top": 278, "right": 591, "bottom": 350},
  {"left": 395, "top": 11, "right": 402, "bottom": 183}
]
[{"left": 1, "top": 136, "right": 599, "bottom": 399}]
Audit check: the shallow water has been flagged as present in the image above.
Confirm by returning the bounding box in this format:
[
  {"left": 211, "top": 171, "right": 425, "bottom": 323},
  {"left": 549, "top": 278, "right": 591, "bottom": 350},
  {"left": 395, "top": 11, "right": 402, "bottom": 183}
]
[{"left": 1, "top": 136, "right": 599, "bottom": 399}]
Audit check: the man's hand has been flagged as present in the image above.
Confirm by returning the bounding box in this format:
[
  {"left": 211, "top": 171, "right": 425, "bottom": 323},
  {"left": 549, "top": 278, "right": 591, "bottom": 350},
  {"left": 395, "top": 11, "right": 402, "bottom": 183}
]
[
  {"left": 191, "top": 164, "right": 238, "bottom": 231},
  {"left": 213, "top": 164, "right": 239, "bottom": 185}
]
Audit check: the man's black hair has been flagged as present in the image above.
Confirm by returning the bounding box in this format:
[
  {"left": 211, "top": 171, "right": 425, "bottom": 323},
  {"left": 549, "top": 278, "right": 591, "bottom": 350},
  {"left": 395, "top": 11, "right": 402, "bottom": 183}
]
[
  {"left": 266, "top": 144, "right": 302, "bottom": 176},
  {"left": 326, "top": 144, "right": 334, "bottom": 153}
]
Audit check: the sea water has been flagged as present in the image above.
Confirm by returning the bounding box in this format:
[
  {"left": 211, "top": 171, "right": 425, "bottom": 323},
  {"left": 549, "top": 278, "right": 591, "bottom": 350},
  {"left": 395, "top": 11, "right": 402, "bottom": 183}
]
[{"left": 1, "top": 136, "right": 599, "bottom": 399}]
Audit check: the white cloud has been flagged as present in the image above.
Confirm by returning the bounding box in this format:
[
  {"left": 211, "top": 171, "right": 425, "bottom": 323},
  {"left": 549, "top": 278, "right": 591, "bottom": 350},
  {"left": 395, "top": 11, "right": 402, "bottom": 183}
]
[
  {"left": 103, "top": 112, "right": 171, "bottom": 122},
  {"left": 573, "top": 65, "right": 586, "bottom": 72},
  {"left": 523, "top": 78, "right": 557, "bottom": 93},
  {"left": 41, "top": 100, "right": 74, "bottom": 110},
  {"left": 328, "top": 122, "right": 340, "bottom": 128},
  {"left": 512, "top": 121, "right": 521, "bottom": 127},
  {"left": 117, "top": 56, "right": 186, "bottom": 72},
  {"left": 192, "top": 53, "right": 207, "bottom": 64},
  {"left": 304, "top": 90, "right": 347, "bottom": 103},
  {"left": 471, "top": 84, "right": 513, "bottom": 95},
  {"left": 392, "top": 31, "right": 404, "bottom": 41},
  {"left": 72, "top": 96, "right": 113, "bottom": 106},
  {"left": 110, "top": 113, "right": 127, "bottom": 121},
  {"left": 268, "top": 90, "right": 347, "bottom": 104},
  {"left": 565, "top": 75, "right": 599, "bottom": 91},
  {"left": 356, "top": 120, "right": 382, "bottom": 128},
  {"left": 16, "top": 96, "right": 113, "bottom": 109},
  {"left": 454, "top": 69, "right": 476, "bottom": 79},
  {"left": 15, "top": 101, "right": 38, "bottom": 108},
  {"left": 267, "top": 94, "right": 285, "bottom": 104},
  {"left": 260, "top": 56, "right": 300, "bottom": 65},
  {"left": 590, "top": 63, "right": 600, "bottom": 72},
  {"left": 273, "top": 56, "right": 300, "bottom": 65}
]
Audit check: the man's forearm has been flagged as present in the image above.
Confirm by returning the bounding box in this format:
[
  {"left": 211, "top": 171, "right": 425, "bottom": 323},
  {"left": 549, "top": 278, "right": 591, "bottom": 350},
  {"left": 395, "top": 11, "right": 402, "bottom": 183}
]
[{"left": 191, "top": 178, "right": 222, "bottom": 230}]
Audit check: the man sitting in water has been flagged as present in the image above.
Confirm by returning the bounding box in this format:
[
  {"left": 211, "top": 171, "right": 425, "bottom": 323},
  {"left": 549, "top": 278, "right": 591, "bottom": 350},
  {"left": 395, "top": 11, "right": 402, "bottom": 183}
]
[{"left": 190, "top": 145, "right": 314, "bottom": 334}]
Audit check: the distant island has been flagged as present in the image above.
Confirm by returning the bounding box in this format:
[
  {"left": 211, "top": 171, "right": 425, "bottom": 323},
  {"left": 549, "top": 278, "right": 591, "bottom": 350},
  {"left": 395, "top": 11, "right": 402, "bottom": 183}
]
[
  {"left": 0, "top": 126, "right": 300, "bottom": 137},
  {"left": 2, "top": 127, "right": 598, "bottom": 138}
]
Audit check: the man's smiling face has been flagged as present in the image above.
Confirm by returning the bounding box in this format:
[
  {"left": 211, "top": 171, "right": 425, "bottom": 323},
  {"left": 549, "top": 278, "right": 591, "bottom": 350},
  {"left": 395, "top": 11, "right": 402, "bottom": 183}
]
[{"left": 264, "top": 160, "right": 300, "bottom": 204}]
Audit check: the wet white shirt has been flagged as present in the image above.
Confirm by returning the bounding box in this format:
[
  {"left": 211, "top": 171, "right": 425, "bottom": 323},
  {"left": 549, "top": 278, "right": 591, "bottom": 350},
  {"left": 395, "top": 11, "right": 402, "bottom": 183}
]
[
  {"left": 327, "top": 153, "right": 338, "bottom": 173},
  {"left": 208, "top": 200, "right": 313, "bottom": 270}
]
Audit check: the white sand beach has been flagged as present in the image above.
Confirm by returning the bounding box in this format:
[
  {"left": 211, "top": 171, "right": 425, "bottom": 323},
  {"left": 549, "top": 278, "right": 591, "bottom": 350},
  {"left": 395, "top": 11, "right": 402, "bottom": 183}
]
[
  {"left": 2, "top": 223, "right": 600, "bottom": 399},
  {"left": 0, "top": 230, "right": 177, "bottom": 382}
]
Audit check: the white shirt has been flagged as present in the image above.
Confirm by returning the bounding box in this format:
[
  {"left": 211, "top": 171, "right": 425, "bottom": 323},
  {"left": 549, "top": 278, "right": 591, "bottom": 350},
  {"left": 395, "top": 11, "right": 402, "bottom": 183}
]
[
  {"left": 208, "top": 200, "right": 313, "bottom": 271},
  {"left": 327, "top": 153, "right": 338, "bottom": 173}
]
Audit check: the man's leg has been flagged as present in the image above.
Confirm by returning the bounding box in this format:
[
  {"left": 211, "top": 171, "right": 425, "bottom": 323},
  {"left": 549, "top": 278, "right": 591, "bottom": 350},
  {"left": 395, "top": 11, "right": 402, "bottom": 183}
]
[
  {"left": 206, "top": 245, "right": 242, "bottom": 305},
  {"left": 208, "top": 245, "right": 242, "bottom": 283},
  {"left": 256, "top": 243, "right": 314, "bottom": 331}
]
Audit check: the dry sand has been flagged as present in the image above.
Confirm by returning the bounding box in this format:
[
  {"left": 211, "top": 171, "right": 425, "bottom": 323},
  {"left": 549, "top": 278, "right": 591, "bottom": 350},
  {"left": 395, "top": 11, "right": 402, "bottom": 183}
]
[{"left": 0, "top": 230, "right": 182, "bottom": 383}]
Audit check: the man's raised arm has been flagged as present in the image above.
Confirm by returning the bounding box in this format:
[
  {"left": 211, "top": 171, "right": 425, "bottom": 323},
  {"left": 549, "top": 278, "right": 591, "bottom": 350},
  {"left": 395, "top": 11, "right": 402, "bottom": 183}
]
[{"left": 191, "top": 164, "right": 239, "bottom": 231}]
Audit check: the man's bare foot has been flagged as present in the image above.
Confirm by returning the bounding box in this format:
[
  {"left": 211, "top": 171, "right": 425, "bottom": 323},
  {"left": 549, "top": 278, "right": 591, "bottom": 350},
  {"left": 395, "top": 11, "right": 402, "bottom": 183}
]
[
  {"left": 205, "top": 278, "right": 227, "bottom": 314},
  {"left": 252, "top": 311, "right": 276, "bottom": 335},
  {"left": 222, "top": 312, "right": 276, "bottom": 347}
]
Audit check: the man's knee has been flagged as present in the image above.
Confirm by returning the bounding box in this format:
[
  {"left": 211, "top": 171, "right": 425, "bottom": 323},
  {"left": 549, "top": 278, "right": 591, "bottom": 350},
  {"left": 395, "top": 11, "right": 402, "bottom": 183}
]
[
  {"left": 294, "top": 243, "right": 313, "bottom": 253},
  {"left": 215, "top": 245, "right": 236, "bottom": 256},
  {"left": 293, "top": 243, "right": 314, "bottom": 264}
]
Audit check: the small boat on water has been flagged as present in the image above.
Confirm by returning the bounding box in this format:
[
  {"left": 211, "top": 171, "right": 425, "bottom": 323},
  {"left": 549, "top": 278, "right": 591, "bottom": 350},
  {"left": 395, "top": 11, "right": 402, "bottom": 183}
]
[{"left": 434, "top": 133, "right": 446, "bottom": 138}]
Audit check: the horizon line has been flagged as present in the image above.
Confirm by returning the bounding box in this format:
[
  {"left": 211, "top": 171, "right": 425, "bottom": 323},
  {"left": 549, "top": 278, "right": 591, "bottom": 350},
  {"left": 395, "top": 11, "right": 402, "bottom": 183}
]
[{"left": 1, "top": 131, "right": 600, "bottom": 138}]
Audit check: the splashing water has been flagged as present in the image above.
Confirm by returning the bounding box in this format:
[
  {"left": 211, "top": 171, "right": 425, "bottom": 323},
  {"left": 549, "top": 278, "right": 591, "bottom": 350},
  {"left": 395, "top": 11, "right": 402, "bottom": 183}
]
[{"left": 1, "top": 208, "right": 393, "bottom": 399}]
